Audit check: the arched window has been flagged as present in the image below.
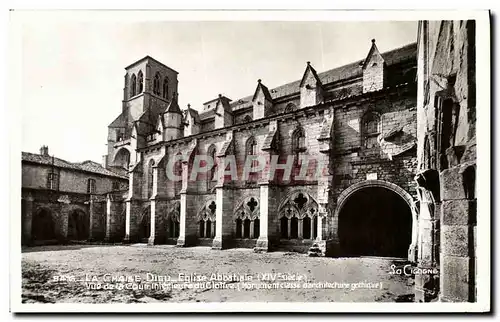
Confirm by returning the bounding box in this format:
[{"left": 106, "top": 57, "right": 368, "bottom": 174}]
[
  {"left": 130, "top": 74, "right": 137, "bottom": 97},
  {"left": 245, "top": 137, "right": 258, "bottom": 182},
  {"left": 280, "top": 217, "right": 289, "bottom": 239},
  {"left": 148, "top": 159, "right": 155, "bottom": 198},
  {"left": 362, "top": 111, "right": 380, "bottom": 149},
  {"left": 153, "top": 72, "right": 161, "bottom": 95},
  {"left": 137, "top": 70, "right": 144, "bottom": 94},
  {"left": 285, "top": 103, "right": 297, "bottom": 113},
  {"left": 235, "top": 218, "right": 243, "bottom": 238},
  {"left": 162, "top": 77, "right": 169, "bottom": 99},
  {"left": 254, "top": 218, "right": 260, "bottom": 239},
  {"left": 292, "top": 128, "right": 306, "bottom": 153},
  {"left": 87, "top": 178, "right": 96, "bottom": 194}
]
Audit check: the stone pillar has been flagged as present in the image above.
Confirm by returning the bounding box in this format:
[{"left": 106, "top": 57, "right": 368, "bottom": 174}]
[
  {"left": 22, "top": 195, "right": 34, "bottom": 245},
  {"left": 212, "top": 187, "right": 233, "bottom": 249},
  {"left": 414, "top": 169, "right": 441, "bottom": 302},
  {"left": 298, "top": 219, "right": 303, "bottom": 239},
  {"left": 255, "top": 183, "right": 279, "bottom": 252},
  {"left": 177, "top": 157, "right": 198, "bottom": 247},
  {"left": 310, "top": 219, "right": 315, "bottom": 240},
  {"left": 124, "top": 162, "right": 142, "bottom": 243},
  {"left": 105, "top": 195, "right": 113, "bottom": 242},
  {"left": 439, "top": 163, "right": 476, "bottom": 302},
  {"left": 250, "top": 220, "right": 255, "bottom": 239},
  {"left": 241, "top": 221, "right": 245, "bottom": 238},
  {"left": 148, "top": 166, "right": 167, "bottom": 245},
  {"left": 59, "top": 201, "right": 70, "bottom": 242}
]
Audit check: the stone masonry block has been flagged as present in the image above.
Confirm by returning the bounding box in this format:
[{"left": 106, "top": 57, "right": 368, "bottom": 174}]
[
  {"left": 441, "top": 225, "right": 470, "bottom": 257},
  {"left": 441, "top": 200, "right": 476, "bottom": 226}
]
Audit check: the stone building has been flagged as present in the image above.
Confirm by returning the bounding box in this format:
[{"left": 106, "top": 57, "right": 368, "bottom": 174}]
[
  {"left": 103, "top": 40, "right": 420, "bottom": 257},
  {"left": 414, "top": 21, "right": 476, "bottom": 302},
  {"left": 21, "top": 146, "right": 129, "bottom": 245}
]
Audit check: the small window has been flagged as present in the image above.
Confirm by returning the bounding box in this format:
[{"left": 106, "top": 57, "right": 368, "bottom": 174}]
[
  {"left": 292, "top": 128, "right": 306, "bottom": 153},
  {"left": 47, "top": 173, "right": 59, "bottom": 190},
  {"left": 87, "top": 178, "right": 96, "bottom": 194},
  {"left": 162, "top": 78, "right": 169, "bottom": 99},
  {"left": 362, "top": 111, "right": 380, "bottom": 149},
  {"left": 130, "top": 74, "right": 137, "bottom": 97},
  {"left": 137, "top": 70, "right": 144, "bottom": 94},
  {"left": 153, "top": 73, "right": 161, "bottom": 95}
]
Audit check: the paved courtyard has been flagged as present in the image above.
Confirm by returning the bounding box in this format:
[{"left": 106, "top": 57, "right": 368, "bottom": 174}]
[{"left": 22, "top": 244, "right": 415, "bottom": 303}]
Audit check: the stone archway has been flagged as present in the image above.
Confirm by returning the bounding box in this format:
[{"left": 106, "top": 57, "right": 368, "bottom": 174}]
[
  {"left": 32, "top": 208, "right": 56, "bottom": 241},
  {"left": 67, "top": 209, "right": 89, "bottom": 240},
  {"left": 334, "top": 180, "right": 417, "bottom": 260},
  {"left": 113, "top": 147, "right": 131, "bottom": 169}
]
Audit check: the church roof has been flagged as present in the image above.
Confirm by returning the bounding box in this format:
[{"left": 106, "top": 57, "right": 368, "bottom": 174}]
[
  {"left": 108, "top": 113, "right": 126, "bottom": 128},
  {"left": 22, "top": 152, "right": 128, "bottom": 179},
  {"left": 229, "top": 42, "right": 417, "bottom": 110}
]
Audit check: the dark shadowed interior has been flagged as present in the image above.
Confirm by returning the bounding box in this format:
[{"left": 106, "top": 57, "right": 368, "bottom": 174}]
[{"left": 338, "top": 187, "right": 412, "bottom": 258}]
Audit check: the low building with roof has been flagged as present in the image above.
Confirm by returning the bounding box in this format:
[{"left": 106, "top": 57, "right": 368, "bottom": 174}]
[{"left": 21, "top": 145, "right": 129, "bottom": 245}]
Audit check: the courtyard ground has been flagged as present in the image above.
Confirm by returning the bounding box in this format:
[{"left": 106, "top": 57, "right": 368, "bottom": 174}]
[{"left": 21, "top": 244, "right": 415, "bottom": 303}]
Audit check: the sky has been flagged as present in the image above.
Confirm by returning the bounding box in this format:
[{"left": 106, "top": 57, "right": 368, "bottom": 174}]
[{"left": 17, "top": 16, "right": 417, "bottom": 164}]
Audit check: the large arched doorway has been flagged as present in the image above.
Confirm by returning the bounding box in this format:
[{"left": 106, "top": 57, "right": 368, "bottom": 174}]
[
  {"left": 67, "top": 209, "right": 89, "bottom": 240},
  {"left": 338, "top": 186, "right": 413, "bottom": 258},
  {"left": 32, "top": 208, "right": 56, "bottom": 241}
]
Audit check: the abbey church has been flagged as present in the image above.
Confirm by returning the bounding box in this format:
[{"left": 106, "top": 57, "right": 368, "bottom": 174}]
[
  {"left": 21, "top": 20, "right": 477, "bottom": 303},
  {"left": 103, "top": 39, "right": 419, "bottom": 256}
]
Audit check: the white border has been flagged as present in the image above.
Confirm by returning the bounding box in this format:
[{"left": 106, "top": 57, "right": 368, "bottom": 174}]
[{"left": 8, "top": 9, "right": 491, "bottom": 313}]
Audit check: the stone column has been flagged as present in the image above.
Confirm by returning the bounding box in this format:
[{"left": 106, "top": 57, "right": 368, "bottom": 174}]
[
  {"left": 149, "top": 165, "right": 167, "bottom": 245},
  {"left": 255, "top": 183, "right": 279, "bottom": 251},
  {"left": 212, "top": 187, "right": 233, "bottom": 249},
  {"left": 287, "top": 219, "right": 291, "bottom": 239},
  {"left": 298, "top": 219, "right": 303, "bottom": 239},
  {"left": 439, "top": 162, "right": 476, "bottom": 302},
  {"left": 414, "top": 169, "right": 441, "bottom": 302},
  {"left": 310, "top": 219, "right": 315, "bottom": 240},
  {"left": 250, "top": 220, "right": 255, "bottom": 239},
  {"left": 241, "top": 221, "right": 245, "bottom": 238},
  {"left": 177, "top": 156, "right": 198, "bottom": 247},
  {"left": 124, "top": 164, "right": 142, "bottom": 243}
]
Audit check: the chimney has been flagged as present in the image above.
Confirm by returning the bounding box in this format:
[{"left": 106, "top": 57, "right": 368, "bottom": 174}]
[{"left": 40, "top": 145, "right": 49, "bottom": 156}]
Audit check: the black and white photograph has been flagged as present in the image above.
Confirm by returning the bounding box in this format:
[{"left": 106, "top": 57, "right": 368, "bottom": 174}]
[{"left": 8, "top": 9, "right": 490, "bottom": 313}]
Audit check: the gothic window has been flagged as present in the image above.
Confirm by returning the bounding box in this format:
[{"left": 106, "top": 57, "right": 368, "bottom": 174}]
[
  {"left": 234, "top": 197, "right": 259, "bottom": 239},
  {"left": 47, "top": 173, "right": 59, "bottom": 190},
  {"left": 162, "top": 78, "right": 169, "bottom": 99},
  {"left": 235, "top": 218, "right": 243, "bottom": 238},
  {"left": 148, "top": 159, "right": 155, "bottom": 198},
  {"left": 198, "top": 200, "right": 216, "bottom": 238},
  {"left": 292, "top": 128, "right": 306, "bottom": 153},
  {"left": 207, "top": 145, "right": 217, "bottom": 190},
  {"left": 278, "top": 192, "right": 318, "bottom": 240},
  {"left": 362, "top": 111, "right": 380, "bottom": 149},
  {"left": 153, "top": 72, "right": 161, "bottom": 95},
  {"left": 280, "top": 217, "right": 288, "bottom": 239},
  {"left": 130, "top": 74, "right": 137, "bottom": 97},
  {"left": 87, "top": 178, "right": 96, "bottom": 194},
  {"left": 246, "top": 137, "right": 258, "bottom": 182},
  {"left": 137, "top": 70, "right": 144, "bottom": 94},
  {"left": 285, "top": 103, "right": 297, "bottom": 113}
]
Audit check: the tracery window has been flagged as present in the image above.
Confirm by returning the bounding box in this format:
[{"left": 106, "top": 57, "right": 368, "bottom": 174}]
[
  {"left": 233, "top": 197, "right": 260, "bottom": 239},
  {"left": 198, "top": 200, "right": 216, "bottom": 238},
  {"left": 130, "top": 74, "right": 137, "bottom": 97},
  {"left": 137, "top": 70, "right": 144, "bottom": 94},
  {"left": 162, "top": 78, "right": 169, "bottom": 99},
  {"left": 153, "top": 72, "right": 161, "bottom": 95},
  {"left": 278, "top": 192, "right": 318, "bottom": 240}
]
